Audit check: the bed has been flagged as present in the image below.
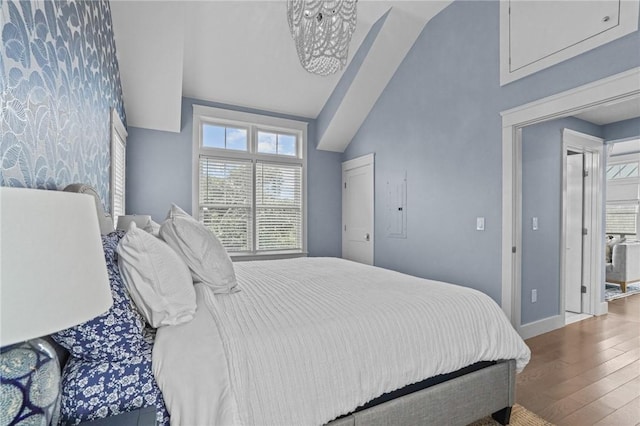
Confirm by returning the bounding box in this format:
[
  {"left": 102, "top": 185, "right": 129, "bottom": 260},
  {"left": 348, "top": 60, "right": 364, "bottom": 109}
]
[{"left": 53, "top": 184, "right": 530, "bottom": 426}]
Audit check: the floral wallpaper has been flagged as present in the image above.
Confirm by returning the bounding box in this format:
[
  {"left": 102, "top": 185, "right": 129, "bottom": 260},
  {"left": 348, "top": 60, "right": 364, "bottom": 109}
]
[{"left": 0, "top": 0, "right": 125, "bottom": 210}]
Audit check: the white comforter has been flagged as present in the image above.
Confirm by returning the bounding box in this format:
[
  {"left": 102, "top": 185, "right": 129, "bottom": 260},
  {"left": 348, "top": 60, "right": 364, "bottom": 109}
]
[{"left": 153, "top": 257, "right": 530, "bottom": 426}]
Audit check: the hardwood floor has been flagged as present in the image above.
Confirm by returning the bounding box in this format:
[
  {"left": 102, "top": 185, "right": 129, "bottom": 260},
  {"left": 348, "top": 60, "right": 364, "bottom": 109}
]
[{"left": 516, "top": 294, "right": 640, "bottom": 426}]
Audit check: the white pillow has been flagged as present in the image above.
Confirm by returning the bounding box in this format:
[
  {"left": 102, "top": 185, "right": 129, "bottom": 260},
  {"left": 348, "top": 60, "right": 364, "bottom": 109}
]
[
  {"left": 117, "top": 222, "right": 196, "bottom": 327},
  {"left": 159, "top": 204, "right": 238, "bottom": 294},
  {"left": 143, "top": 218, "right": 161, "bottom": 237}
]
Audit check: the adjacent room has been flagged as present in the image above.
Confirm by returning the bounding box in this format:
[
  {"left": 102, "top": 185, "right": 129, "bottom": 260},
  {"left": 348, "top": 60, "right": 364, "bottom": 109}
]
[{"left": 1, "top": 1, "right": 639, "bottom": 425}]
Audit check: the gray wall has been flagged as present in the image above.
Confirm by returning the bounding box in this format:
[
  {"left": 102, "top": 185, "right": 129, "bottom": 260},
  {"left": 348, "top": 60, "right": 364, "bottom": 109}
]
[
  {"left": 520, "top": 118, "right": 603, "bottom": 324},
  {"left": 342, "top": 0, "right": 640, "bottom": 307},
  {"left": 126, "top": 97, "right": 342, "bottom": 257},
  {"left": 603, "top": 117, "right": 640, "bottom": 143}
]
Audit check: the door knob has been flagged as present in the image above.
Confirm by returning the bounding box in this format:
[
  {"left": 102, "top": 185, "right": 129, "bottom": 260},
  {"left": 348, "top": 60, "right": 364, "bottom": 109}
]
[{"left": 365, "top": 233, "right": 370, "bottom": 241}]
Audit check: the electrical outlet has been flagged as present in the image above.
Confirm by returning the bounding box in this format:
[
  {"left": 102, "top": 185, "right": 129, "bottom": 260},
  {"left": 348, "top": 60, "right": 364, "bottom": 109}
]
[
  {"left": 531, "top": 289, "right": 537, "bottom": 303},
  {"left": 532, "top": 217, "right": 539, "bottom": 231}
]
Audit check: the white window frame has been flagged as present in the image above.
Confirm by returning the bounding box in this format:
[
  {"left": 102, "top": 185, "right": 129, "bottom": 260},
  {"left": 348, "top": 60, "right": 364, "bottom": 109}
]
[
  {"left": 192, "top": 105, "right": 308, "bottom": 260},
  {"left": 110, "top": 108, "right": 127, "bottom": 227}
]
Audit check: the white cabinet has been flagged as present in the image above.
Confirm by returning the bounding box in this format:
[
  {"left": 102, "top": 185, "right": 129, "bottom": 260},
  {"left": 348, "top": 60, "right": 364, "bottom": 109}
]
[{"left": 500, "top": 0, "right": 640, "bottom": 85}]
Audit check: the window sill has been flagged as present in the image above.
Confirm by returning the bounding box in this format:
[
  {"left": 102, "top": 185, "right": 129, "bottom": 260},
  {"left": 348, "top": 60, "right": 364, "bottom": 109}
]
[{"left": 230, "top": 251, "right": 308, "bottom": 262}]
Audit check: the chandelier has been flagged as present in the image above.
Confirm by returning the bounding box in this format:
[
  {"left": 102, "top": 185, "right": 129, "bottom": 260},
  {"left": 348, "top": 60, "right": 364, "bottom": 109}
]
[{"left": 287, "top": 0, "right": 358, "bottom": 76}]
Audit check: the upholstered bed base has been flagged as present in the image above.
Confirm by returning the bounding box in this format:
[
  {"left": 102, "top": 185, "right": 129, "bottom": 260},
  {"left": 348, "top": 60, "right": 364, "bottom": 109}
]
[{"left": 327, "top": 359, "right": 515, "bottom": 426}]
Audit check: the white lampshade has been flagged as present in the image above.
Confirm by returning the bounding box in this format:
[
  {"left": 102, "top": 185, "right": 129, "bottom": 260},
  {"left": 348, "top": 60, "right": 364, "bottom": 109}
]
[
  {"left": 0, "top": 187, "right": 113, "bottom": 347},
  {"left": 117, "top": 214, "right": 152, "bottom": 231}
]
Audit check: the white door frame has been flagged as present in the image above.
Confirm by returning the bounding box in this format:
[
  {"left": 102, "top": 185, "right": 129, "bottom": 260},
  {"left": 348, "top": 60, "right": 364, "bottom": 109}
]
[
  {"left": 561, "top": 129, "right": 604, "bottom": 318},
  {"left": 342, "top": 153, "right": 375, "bottom": 264},
  {"left": 501, "top": 67, "right": 640, "bottom": 338}
]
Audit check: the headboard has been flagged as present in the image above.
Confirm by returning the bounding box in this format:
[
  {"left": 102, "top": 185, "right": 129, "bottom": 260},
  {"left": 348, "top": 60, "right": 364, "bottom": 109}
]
[
  {"left": 46, "top": 184, "right": 114, "bottom": 368},
  {"left": 63, "top": 184, "right": 115, "bottom": 234}
]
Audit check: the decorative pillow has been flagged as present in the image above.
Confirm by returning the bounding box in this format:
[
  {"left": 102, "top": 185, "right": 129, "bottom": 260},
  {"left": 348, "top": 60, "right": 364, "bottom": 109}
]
[
  {"left": 143, "top": 219, "right": 161, "bottom": 237},
  {"left": 606, "top": 236, "right": 626, "bottom": 263},
  {"left": 117, "top": 222, "right": 196, "bottom": 327},
  {"left": 59, "top": 343, "right": 169, "bottom": 426},
  {"left": 117, "top": 215, "right": 152, "bottom": 232},
  {"left": 159, "top": 204, "right": 238, "bottom": 294},
  {"left": 52, "top": 231, "right": 147, "bottom": 362}
]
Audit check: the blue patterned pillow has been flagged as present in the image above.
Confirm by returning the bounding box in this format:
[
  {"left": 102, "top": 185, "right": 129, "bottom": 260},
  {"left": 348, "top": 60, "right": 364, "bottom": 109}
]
[
  {"left": 52, "top": 231, "right": 147, "bottom": 362},
  {"left": 59, "top": 344, "right": 169, "bottom": 425}
]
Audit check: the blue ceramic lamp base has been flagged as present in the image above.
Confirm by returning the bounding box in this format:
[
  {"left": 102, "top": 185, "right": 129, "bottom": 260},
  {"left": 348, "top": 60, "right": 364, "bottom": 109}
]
[{"left": 0, "top": 338, "right": 61, "bottom": 426}]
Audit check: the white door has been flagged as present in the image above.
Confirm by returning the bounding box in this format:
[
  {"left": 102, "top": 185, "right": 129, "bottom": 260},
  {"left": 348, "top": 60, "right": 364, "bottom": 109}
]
[
  {"left": 565, "top": 152, "right": 584, "bottom": 313},
  {"left": 562, "top": 129, "right": 604, "bottom": 317},
  {"left": 342, "top": 154, "right": 374, "bottom": 265}
]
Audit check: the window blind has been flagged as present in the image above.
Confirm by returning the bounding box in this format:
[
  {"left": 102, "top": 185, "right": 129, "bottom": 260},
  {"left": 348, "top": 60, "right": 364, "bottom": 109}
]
[
  {"left": 199, "top": 157, "right": 253, "bottom": 251},
  {"left": 111, "top": 132, "right": 126, "bottom": 222},
  {"left": 606, "top": 204, "right": 638, "bottom": 235},
  {"left": 256, "top": 162, "right": 302, "bottom": 251},
  {"left": 110, "top": 109, "right": 127, "bottom": 226}
]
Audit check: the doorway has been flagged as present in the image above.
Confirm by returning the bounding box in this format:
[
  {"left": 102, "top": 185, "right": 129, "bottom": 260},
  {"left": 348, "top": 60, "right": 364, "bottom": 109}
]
[
  {"left": 562, "top": 130, "right": 604, "bottom": 324},
  {"left": 342, "top": 153, "right": 374, "bottom": 265},
  {"left": 501, "top": 67, "right": 640, "bottom": 338}
]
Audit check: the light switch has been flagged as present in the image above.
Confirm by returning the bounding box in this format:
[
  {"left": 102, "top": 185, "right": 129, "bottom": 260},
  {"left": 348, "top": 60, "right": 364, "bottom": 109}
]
[
  {"left": 532, "top": 217, "right": 539, "bottom": 231},
  {"left": 476, "top": 217, "right": 485, "bottom": 231}
]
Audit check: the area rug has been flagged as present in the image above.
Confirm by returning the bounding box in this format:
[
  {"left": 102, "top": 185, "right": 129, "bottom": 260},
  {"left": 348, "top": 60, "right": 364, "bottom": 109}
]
[
  {"left": 468, "top": 404, "right": 554, "bottom": 426},
  {"left": 605, "top": 282, "right": 640, "bottom": 301}
]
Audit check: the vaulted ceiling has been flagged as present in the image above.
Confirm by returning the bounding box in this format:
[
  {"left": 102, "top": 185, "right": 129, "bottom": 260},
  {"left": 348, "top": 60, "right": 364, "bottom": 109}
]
[{"left": 110, "top": 1, "right": 452, "bottom": 151}]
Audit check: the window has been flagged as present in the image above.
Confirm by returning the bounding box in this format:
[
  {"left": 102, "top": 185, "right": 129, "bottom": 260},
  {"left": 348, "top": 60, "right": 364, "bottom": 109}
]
[
  {"left": 203, "top": 124, "right": 248, "bottom": 151},
  {"left": 193, "top": 105, "right": 307, "bottom": 257},
  {"left": 255, "top": 162, "right": 302, "bottom": 250},
  {"left": 606, "top": 161, "right": 639, "bottom": 180},
  {"left": 606, "top": 156, "right": 640, "bottom": 237},
  {"left": 110, "top": 108, "right": 127, "bottom": 226},
  {"left": 199, "top": 157, "right": 253, "bottom": 251},
  {"left": 257, "top": 131, "right": 297, "bottom": 156}
]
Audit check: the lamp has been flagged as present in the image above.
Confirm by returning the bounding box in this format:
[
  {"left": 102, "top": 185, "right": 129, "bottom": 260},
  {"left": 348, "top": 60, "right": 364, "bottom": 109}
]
[
  {"left": 0, "top": 187, "right": 113, "bottom": 425},
  {"left": 116, "top": 214, "right": 152, "bottom": 231},
  {"left": 287, "top": 0, "right": 357, "bottom": 76}
]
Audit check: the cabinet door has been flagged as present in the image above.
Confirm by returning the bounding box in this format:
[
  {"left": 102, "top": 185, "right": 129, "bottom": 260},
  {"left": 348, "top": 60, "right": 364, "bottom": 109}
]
[
  {"left": 500, "top": 0, "right": 639, "bottom": 85},
  {"left": 510, "top": 0, "right": 619, "bottom": 71}
]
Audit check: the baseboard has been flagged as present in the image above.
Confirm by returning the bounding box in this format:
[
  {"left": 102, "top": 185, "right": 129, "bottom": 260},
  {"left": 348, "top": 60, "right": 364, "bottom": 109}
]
[
  {"left": 595, "top": 301, "right": 608, "bottom": 316},
  {"left": 518, "top": 315, "right": 564, "bottom": 340}
]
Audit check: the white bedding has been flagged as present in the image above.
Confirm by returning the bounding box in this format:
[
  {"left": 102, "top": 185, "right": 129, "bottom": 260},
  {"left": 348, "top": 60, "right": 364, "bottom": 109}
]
[{"left": 153, "top": 257, "right": 530, "bottom": 426}]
